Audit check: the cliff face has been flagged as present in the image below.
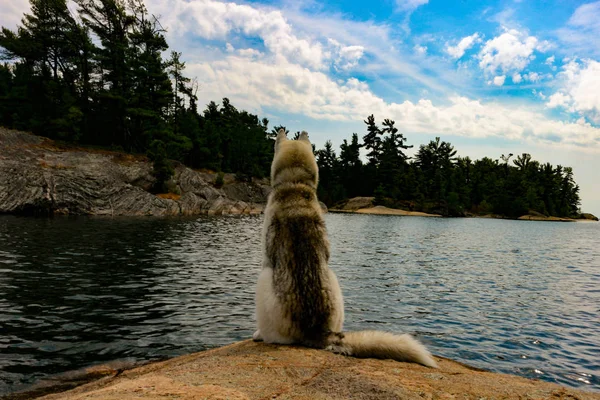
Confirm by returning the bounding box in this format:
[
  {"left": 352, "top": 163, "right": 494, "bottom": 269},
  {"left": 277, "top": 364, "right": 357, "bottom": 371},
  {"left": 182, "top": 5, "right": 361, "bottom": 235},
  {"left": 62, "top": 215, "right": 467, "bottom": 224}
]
[{"left": 0, "top": 128, "right": 270, "bottom": 216}]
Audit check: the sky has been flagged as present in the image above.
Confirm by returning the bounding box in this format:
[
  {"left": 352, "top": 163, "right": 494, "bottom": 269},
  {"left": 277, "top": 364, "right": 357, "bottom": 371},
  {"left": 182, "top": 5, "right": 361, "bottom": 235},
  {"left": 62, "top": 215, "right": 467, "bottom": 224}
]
[{"left": 2, "top": 0, "right": 600, "bottom": 215}]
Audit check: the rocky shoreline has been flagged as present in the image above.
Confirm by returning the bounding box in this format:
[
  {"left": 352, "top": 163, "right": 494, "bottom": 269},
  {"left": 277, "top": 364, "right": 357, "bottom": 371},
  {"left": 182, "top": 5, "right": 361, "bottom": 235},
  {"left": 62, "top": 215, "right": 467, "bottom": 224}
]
[
  {"left": 0, "top": 128, "right": 270, "bottom": 216},
  {"left": 331, "top": 196, "right": 598, "bottom": 221},
  {"left": 6, "top": 340, "right": 597, "bottom": 400}
]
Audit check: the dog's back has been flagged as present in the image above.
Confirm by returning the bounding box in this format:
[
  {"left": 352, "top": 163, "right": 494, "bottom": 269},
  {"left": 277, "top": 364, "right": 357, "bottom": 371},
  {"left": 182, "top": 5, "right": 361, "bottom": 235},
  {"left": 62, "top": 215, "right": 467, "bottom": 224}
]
[{"left": 259, "top": 130, "right": 340, "bottom": 346}]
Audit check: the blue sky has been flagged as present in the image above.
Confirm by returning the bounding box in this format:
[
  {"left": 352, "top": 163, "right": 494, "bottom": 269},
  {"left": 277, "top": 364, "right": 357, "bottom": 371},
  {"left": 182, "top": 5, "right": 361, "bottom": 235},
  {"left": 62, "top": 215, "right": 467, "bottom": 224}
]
[{"left": 2, "top": 0, "right": 600, "bottom": 214}]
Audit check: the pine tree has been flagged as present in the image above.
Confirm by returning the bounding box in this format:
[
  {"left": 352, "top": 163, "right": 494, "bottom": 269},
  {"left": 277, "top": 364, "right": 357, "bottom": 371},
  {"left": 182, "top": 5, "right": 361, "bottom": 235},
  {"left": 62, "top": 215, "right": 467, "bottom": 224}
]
[
  {"left": 75, "top": 0, "right": 132, "bottom": 146},
  {"left": 0, "top": 0, "right": 88, "bottom": 139},
  {"left": 316, "top": 141, "right": 344, "bottom": 205},
  {"left": 339, "top": 133, "right": 363, "bottom": 197},
  {"left": 362, "top": 114, "right": 382, "bottom": 165}
]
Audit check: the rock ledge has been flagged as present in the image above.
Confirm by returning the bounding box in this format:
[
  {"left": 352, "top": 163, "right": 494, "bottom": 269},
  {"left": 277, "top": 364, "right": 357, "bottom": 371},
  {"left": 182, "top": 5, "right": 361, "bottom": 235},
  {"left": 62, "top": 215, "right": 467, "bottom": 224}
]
[{"left": 22, "top": 340, "right": 600, "bottom": 400}]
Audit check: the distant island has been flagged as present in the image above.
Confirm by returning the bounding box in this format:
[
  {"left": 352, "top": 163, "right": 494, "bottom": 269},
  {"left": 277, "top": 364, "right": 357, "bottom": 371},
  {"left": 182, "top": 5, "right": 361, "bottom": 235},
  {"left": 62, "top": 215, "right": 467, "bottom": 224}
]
[
  {"left": 0, "top": 0, "right": 595, "bottom": 221},
  {"left": 329, "top": 197, "right": 598, "bottom": 222}
]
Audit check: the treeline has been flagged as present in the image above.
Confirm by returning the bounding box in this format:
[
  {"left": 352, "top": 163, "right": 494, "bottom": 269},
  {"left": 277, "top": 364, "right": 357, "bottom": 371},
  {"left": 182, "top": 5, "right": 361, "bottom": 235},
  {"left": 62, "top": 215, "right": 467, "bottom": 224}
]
[
  {"left": 0, "top": 0, "right": 581, "bottom": 217},
  {"left": 0, "top": 0, "right": 275, "bottom": 191},
  {"left": 315, "top": 116, "right": 580, "bottom": 218}
]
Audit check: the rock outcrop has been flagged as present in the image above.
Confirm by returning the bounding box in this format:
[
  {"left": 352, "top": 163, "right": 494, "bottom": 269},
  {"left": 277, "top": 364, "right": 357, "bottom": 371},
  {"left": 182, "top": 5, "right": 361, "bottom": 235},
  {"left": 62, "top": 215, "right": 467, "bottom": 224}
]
[
  {"left": 579, "top": 213, "right": 599, "bottom": 221},
  {"left": 333, "top": 196, "right": 375, "bottom": 211},
  {"left": 330, "top": 198, "right": 441, "bottom": 217},
  {"left": 0, "top": 128, "right": 270, "bottom": 216},
  {"left": 518, "top": 215, "right": 574, "bottom": 222},
  {"left": 21, "top": 340, "right": 600, "bottom": 400},
  {"left": 355, "top": 205, "right": 441, "bottom": 217}
]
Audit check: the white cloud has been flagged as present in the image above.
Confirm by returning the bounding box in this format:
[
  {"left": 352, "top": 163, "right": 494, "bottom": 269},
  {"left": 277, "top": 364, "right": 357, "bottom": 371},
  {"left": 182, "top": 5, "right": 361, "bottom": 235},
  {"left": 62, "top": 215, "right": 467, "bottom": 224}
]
[
  {"left": 512, "top": 73, "right": 522, "bottom": 83},
  {"left": 493, "top": 75, "right": 506, "bottom": 86},
  {"left": 396, "top": 0, "right": 429, "bottom": 12},
  {"left": 524, "top": 72, "right": 541, "bottom": 82},
  {"left": 446, "top": 33, "right": 481, "bottom": 59},
  {"left": 547, "top": 59, "right": 600, "bottom": 123},
  {"left": 536, "top": 40, "right": 553, "bottom": 52},
  {"left": 238, "top": 48, "right": 263, "bottom": 58},
  {"left": 556, "top": 1, "right": 600, "bottom": 56},
  {"left": 545, "top": 55, "right": 555, "bottom": 65},
  {"left": 146, "top": 0, "right": 461, "bottom": 96},
  {"left": 559, "top": 59, "right": 581, "bottom": 81},
  {"left": 547, "top": 92, "right": 572, "bottom": 109},
  {"left": 568, "top": 61, "right": 600, "bottom": 118},
  {"left": 328, "top": 39, "right": 365, "bottom": 70},
  {"left": 187, "top": 54, "right": 600, "bottom": 149},
  {"left": 490, "top": 8, "right": 516, "bottom": 26},
  {"left": 567, "top": 1, "right": 600, "bottom": 31},
  {"left": 338, "top": 45, "right": 365, "bottom": 69},
  {"left": 478, "top": 29, "right": 542, "bottom": 75},
  {"left": 0, "top": 0, "right": 29, "bottom": 31},
  {"left": 146, "top": 0, "right": 328, "bottom": 70},
  {"left": 414, "top": 44, "right": 427, "bottom": 55}
]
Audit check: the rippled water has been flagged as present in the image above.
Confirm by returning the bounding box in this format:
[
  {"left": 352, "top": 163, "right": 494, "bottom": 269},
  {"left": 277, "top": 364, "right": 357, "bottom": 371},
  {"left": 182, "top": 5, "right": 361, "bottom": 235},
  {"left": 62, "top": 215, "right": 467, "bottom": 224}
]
[{"left": 0, "top": 214, "right": 598, "bottom": 395}]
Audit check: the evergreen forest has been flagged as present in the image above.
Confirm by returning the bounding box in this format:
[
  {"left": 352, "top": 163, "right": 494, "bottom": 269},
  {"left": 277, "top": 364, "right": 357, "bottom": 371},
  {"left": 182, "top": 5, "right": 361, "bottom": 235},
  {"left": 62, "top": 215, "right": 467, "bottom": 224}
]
[{"left": 0, "top": 0, "right": 581, "bottom": 218}]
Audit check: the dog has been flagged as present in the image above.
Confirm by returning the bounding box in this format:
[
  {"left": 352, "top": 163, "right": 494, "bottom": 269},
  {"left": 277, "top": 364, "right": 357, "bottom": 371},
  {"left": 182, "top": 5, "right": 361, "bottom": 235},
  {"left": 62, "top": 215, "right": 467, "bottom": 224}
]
[{"left": 253, "top": 129, "right": 436, "bottom": 368}]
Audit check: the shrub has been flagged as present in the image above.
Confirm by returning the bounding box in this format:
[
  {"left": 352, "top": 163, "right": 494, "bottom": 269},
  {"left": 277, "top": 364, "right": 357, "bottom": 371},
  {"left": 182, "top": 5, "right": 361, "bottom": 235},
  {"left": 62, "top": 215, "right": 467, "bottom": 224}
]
[{"left": 214, "top": 172, "right": 225, "bottom": 188}]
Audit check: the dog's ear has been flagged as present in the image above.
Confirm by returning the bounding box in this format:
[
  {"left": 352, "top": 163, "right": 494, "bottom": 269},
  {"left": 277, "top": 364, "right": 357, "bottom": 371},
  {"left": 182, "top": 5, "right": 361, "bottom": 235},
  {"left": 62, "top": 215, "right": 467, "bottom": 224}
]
[
  {"left": 298, "top": 131, "right": 310, "bottom": 143},
  {"left": 275, "top": 128, "right": 288, "bottom": 151}
]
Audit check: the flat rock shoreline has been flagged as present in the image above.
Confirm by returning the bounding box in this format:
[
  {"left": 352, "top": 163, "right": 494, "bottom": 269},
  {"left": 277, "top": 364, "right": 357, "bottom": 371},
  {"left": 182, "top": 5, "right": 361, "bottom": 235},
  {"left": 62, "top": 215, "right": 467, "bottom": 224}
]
[
  {"left": 0, "top": 128, "right": 270, "bottom": 216},
  {"left": 11, "top": 340, "right": 599, "bottom": 400}
]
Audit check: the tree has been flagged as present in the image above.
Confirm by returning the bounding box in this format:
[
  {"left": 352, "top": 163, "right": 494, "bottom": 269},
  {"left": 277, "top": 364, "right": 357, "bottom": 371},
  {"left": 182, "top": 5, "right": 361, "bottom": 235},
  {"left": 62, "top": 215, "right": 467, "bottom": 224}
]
[
  {"left": 126, "top": 0, "right": 180, "bottom": 154},
  {"left": 339, "top": 133, "right": 364, "bottom": 197},
  {"left": 75, "top": 0, "right": 133, "bottom": 146},
  {"left": 148, "top": 139, "right": 173, "bottom": 193},
  {"left": 269, "top": 125, "right": 288, "bottom": 140},
  {"left": 316, "top": 141, "right": 344, "bottom": 205},
  {"left": 167, "top": 51, "right": 196, "bottom": 130},
  {"left": 378, "top": 119, "right": 412, "bottom": 200},
  {"left": 362, "top": 114, "right": 382, "bottom": 165},
  {"left": 415, "top": 137, "right": 457, "bottom": 203},
  {"left": 0, "top": 0, "right": 89, "bottom": 140},
  {"left": 513, "top": 153, "right": 531, "bottom": 171}
]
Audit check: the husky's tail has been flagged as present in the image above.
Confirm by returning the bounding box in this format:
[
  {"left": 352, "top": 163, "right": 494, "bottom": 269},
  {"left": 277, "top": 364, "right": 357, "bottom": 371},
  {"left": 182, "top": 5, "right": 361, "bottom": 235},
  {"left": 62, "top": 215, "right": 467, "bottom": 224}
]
[{"left": 325, "top": 330, "right": 437, "bottom": 368}]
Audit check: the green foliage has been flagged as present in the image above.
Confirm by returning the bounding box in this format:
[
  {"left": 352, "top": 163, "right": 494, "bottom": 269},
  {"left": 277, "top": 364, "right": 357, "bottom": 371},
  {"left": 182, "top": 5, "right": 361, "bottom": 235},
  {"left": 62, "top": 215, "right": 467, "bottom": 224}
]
[
  {"left": 315, "top": 116, "right": 581, "bottom": 218},
  {"left": 148, "top": 139, "right": 173, "bottom": 193},
  {"left": 373, "top": 184, "right": 386, "bottom": 206},
  {"left": 316, "top": 141, "right": 345, "bottom": 205},
  {"left": 214, "top": 172, "right": 224, "bottom": 188}
]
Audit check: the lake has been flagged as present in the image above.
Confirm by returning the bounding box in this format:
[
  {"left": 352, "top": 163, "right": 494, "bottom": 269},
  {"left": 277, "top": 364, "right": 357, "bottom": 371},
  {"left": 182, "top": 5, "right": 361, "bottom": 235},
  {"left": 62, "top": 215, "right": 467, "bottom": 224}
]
[{"left": 0, "top": 214, "right": 598, "bottom": 395}]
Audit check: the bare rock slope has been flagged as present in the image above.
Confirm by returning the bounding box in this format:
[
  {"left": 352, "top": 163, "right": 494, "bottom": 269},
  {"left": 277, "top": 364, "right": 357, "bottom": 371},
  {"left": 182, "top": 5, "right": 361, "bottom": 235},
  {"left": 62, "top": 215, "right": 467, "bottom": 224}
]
[
  {"left": 0, "top": 128, "right": 270, "bottom": 216},
  {"left": 34, "top": 340, "right": 599, "bottom": 400}
]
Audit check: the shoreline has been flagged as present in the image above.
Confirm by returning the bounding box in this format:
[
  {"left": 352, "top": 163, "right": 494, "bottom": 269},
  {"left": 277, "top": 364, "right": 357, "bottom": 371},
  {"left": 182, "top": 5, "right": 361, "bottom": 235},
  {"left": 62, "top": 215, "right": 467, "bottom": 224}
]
[
  {"left": 330, "top": 205, "right": 442, "bottom": 217},
  {"left": 330, "top": 206, "right": 598, "bottom": 222},
  {"left": 7, "top": 340, "right": 598, "bottom": 400}
]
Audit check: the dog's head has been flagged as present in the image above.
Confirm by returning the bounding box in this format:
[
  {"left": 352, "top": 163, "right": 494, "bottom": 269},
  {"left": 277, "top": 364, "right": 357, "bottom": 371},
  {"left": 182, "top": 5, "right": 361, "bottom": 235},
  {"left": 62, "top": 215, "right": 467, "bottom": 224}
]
[{"left": 271, "top": 129, "right": 318, "bottom": 189}]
